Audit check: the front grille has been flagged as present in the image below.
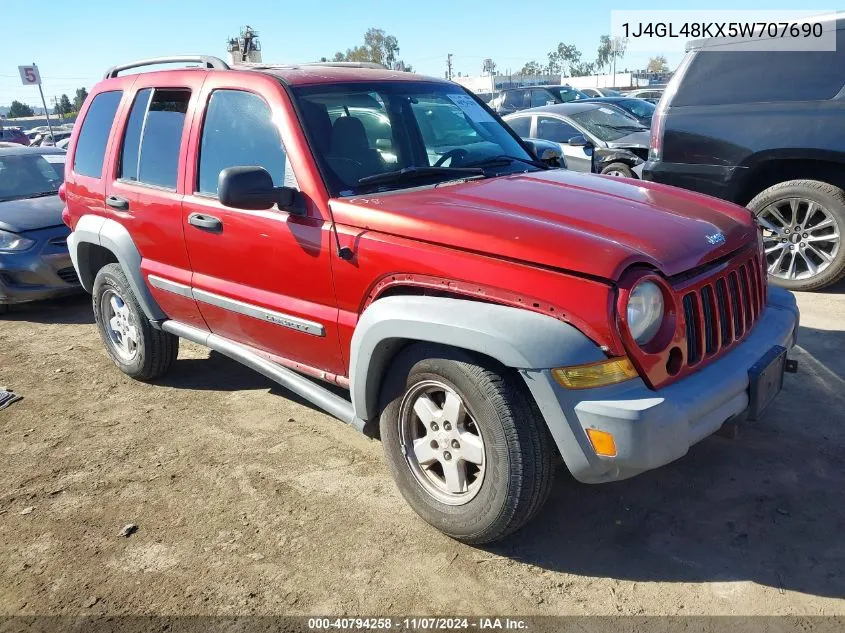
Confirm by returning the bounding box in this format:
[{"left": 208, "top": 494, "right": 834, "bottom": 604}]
[
  {"left": 56, "top": 267, "right": 80, "bottom": 285},
  {"left": 682, "top": 258, "right": 765, "bottom": 365}
]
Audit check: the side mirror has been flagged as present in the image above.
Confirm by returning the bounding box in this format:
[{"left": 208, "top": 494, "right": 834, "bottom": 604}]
[
  {"left": 218, "top": 166, "right": 302, "bottom": 214},
  {"left": 522, "top": 139, "right": 566, "bottom": 169},
  {"left": 567, "top": 134, "right": 592, "bottom": 147}
]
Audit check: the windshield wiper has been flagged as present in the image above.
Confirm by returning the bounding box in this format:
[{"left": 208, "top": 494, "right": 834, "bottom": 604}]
[
  {"left": 0, "top": 191, "right": 58, "bottom": 203},
  {"left": 461, "top": 155, "right": 548, "bottom": 170},
  {"left": 357, "top": 166, "right": 484, "bottom": 187}
]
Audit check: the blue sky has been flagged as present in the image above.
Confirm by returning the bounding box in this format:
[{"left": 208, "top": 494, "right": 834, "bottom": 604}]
[{"left": 0, "top": 0, "right": 824, "bottom": 108}]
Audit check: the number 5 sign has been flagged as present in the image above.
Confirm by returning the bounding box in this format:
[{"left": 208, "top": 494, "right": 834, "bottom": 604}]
[{"left": 18, "top": 65, "right": 42, "bottom": 86}]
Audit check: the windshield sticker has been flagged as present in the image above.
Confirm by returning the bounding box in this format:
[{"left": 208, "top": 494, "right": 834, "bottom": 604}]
[
  {"left": 41, "top": 155, "right": 66, "bottom": 164},
  {"left": 446, "top": 94, "right": 495, "bottom": 123},
  {"left": 598, "top": 107, "right": 616, "bottom": 114}
]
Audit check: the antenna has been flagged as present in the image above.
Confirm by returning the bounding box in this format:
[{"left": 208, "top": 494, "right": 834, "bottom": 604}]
[{"left": 326, "top": 202, "right": 353, "bottom": 261}]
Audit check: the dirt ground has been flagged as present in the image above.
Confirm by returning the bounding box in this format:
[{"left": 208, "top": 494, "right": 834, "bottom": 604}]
[{"left": 1, "top": 282, "right": 844, "bottom": 617}]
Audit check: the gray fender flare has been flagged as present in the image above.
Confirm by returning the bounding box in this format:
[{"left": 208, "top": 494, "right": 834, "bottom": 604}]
[
  {"left": 349, "top": 295, "right": 605, "bottom": 421},
  {"left": 67, "top": 215, "right": 166, "bottom": 322}
]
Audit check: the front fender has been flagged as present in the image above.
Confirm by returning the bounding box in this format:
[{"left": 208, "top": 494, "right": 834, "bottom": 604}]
[{"left": 349, "top": 295, "right": 605, "bottom": 421}]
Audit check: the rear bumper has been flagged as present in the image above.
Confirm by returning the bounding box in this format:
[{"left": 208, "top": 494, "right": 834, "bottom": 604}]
[
  {"left": 0, "top": 228, "right": 81, "bottom": 306},
  {"left": 642, "top": 160, "right": 748, "bottom": 201},
  {"left": 523, "top": 286, "right": 799, "bottom": 483}
]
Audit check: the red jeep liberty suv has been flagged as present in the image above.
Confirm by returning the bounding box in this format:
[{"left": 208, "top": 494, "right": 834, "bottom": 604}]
[{"left": 62, "top": 56, "right": 799, "bottom": 544}]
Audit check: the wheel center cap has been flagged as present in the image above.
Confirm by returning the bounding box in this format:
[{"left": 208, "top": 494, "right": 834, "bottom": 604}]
[{"left": 790, "top": 233, "right": 801, "bottom": 244}]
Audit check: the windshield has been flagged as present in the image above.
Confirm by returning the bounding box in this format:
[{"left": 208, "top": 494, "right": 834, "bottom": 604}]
[
  {"left": 0, "top": 153, "right": 65, "bottom": 202},
  {"left": 619, "top": 98, "right": 655, "bottom": 119},
  {"left": 293, "top": 82, "right": 537, "bottom": 196},
  {"left": 569, "top": 106, "right": 647, "bottom": 142},
  {"left": 546, "top": 86, "right": 588, "bottom": 103}
]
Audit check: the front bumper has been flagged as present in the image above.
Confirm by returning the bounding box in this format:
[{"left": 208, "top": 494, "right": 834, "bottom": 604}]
[
  {"left": 522, "top": 286, "right": 799, "bottom": 484},
  {"left": 0, "top": 226, "right": 81, "bottom": 306}
]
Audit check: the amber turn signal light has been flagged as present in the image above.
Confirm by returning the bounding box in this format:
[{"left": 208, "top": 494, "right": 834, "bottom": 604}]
[
  {"left": 551, "top": 357, "right": 638, "bottom": 390},
  {"left": 586, "top": 428, "right": 617, "bottom": 457}
]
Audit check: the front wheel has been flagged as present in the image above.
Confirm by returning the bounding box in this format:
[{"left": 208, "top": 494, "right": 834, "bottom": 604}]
[
  {"left": 379, "top": 344, "right": 556, "bottom": 544},
  {"left": 749, "top": 179, "right": 845, "bottom": 291},
  {"left": 600, "top": 162, "right": 635, "bottom": 178}
]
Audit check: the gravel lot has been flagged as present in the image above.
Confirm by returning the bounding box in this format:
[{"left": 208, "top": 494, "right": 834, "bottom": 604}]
[{"left": 1, "top": 283, "right": 844, "bottom": 616}]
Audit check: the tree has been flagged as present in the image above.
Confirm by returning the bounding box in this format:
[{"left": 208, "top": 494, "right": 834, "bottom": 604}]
[
  {"left": 570, "top": 61, "right": 596, "bottom": 77},
  {"left": 519, "top": 61, "right": 544, "bottom": 76},
  {"left": 8, "top": 100, "right": 34, "bottom": 118},
  {"left": 596, "top": 35, "right": 613, "bottom": 74},
  {"left": 54, "top": 94, "right": 73, "bottom": 118},
  {"left": 609, "top": 36, "right": 628, "bottom": 75},
  {"left": 647, "top": 55, "right": 669, "bottom": 73},
  {"left": 332, "top": 28, "right": 411, "bottom": 70},
  {"left": 482, "top": 58, "right": 497, "bottom": 75},
  {"left": 73, "top": 87, "right": 89, "bottom": 111},
  {"left": 545, "top": 42, "right": 582, "bottom": 76}
]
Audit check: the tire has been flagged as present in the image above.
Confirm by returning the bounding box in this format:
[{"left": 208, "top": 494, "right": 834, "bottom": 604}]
[
  {"left": 600, "top": 162, "right": 635, "bottom": 178},
  {"left": 92, "top": 263, "right": 178, "bottom": 380},
  {"left": 379, "top": 344, "right": 555, "bottom": 544},
  {"left": 748, "top": 179, "right": 845, "bottom": 291}
]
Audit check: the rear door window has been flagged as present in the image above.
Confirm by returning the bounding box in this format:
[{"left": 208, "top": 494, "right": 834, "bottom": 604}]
[
  {"left": 674, "top": 35, "right": 845, "bottom": 106},
  {"left": 119, "top": 88, "right": 190, "bottom": 189},
  {"left": 536, "top": 116, "right": 580, "bottom": 143},
  {"left": 72, "top": 90, "right": 122, "bottom": 178}
]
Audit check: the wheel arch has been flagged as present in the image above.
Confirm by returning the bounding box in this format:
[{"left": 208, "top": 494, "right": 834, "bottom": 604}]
[
  {"left": 734, "top": 154, "right": 845, "bottom": 206},
  {"left": 67, "top": 214, "right": 166, "bottom": 323},
  {"left": 349, "top": 295, "right": 606, "bottom": 422}
]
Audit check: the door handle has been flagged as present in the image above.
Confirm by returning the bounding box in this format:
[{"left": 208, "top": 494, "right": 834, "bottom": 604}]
[
  {"left": 106, "top": 195, "right": 129, "bottom": 211},
  {"left": 188, "top": 213, "right": 223, "bottom": 232}
]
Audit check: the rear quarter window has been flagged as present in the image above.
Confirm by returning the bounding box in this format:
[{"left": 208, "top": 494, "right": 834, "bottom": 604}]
[
  {"left": 72, "top": 90, "right": 122, "bottom": 178},
  {"left": 674, "top": 30, "right": 845, "bottom": 106}
]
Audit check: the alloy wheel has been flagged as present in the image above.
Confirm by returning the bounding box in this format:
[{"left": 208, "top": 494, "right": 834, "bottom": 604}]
[
  {"left": 758, "top": 197, "right": 841, "bottom": 281},
  {"left": 397, "top": 380, "right": 486, "bottom": 506},
  {"left": 100, "top": 289, "right": 139, "bottom": 362}
]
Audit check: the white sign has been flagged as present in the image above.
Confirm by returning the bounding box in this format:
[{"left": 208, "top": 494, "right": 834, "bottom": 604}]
[
  {"left": 447, "top": 93, "right": 495, "bottom": 123},
  {"left": 18, "top": 65, "right": 42, "bottom": 86}
]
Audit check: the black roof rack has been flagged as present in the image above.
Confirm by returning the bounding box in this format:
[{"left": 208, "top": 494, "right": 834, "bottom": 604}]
[{"left": 104, "top": 55, "right": 230, "bottom": 79}]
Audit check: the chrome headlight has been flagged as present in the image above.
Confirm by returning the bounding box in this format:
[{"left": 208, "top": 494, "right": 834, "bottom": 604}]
[
  {"left": 0, "top": 229, "right": 35, "bottom": 252},
  {"left": 627, "top": 281, "right": 664, "bottom": 345}
]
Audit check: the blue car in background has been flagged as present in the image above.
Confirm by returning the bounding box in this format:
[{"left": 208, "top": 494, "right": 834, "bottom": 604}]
[{"left": 0, "top": 146, "right": 80, "bottom": 314}]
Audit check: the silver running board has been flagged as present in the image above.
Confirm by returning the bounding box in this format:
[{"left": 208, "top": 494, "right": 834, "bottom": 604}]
[{"left": 161, "top": 321, "right": 365, "bottom": 432}]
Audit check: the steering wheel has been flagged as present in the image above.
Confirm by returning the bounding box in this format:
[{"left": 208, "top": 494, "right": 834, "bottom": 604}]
[{"left": 433, "top": 148, "right": 469, "bottom": 167}]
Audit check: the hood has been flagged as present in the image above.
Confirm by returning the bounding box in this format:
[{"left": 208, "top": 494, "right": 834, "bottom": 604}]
[
  {"left": 606, "top": 130, "right": 650, "bottom": 149},
  {"left": 0, "top": 194, "right": 64, "bottom": 233},
  {"left": 330, "top": 169, "right": 756, "bottom": 281}
]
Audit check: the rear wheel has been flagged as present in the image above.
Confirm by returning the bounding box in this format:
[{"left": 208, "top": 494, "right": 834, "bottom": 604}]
[
  {"left": 749, "top": 180, "right": 845, "bottom": 291},
  {"left": 92, "top": 263, "right": 178, "bottom": 380},
  {"left": 379, "top": 344, "right": 555, "bottom": 544}
]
